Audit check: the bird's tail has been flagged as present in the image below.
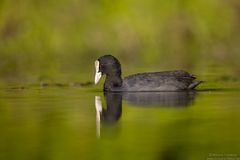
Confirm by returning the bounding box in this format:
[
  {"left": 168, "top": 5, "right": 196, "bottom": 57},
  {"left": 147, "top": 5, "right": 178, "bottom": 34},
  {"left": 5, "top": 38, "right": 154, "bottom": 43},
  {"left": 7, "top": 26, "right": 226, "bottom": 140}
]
[{"left": 188, "top": 80, "right": 203, "bottom": 89}]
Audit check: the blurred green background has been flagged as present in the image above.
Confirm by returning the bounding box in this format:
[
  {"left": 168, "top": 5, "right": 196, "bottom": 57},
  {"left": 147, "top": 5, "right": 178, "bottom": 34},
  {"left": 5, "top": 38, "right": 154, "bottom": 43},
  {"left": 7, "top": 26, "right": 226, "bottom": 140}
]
[
  {"left": 0, "top": 0, "right": 240, "bottom": 84},
  {"left": 1, "top": 1, "right": 240, "bottom": 159}
]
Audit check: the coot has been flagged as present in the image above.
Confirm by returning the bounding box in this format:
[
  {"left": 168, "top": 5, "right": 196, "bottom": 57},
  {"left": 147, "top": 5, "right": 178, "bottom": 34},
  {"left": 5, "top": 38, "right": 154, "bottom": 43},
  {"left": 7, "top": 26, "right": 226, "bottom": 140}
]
[{"left": 94, "top": 55, "right": 202, "bottom": 92}]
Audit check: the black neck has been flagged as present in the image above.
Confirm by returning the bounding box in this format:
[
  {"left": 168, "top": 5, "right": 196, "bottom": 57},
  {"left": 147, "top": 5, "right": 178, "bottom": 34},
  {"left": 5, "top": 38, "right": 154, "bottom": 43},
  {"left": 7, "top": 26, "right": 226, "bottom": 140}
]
[{"left": 104, "top": 73, "right": 122, "bottom": 91}]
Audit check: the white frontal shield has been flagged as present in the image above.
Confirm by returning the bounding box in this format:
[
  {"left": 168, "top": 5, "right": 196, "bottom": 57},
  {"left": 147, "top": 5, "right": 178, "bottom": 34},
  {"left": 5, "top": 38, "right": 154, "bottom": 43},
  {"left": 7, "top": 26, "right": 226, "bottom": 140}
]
[{"left": 94, "top": 60, "right": 102, "bottom": 84}]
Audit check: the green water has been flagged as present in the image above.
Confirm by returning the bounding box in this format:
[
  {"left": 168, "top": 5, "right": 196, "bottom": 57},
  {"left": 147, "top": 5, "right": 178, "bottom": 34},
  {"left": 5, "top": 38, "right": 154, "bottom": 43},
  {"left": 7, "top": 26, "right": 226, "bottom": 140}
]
[{"left": 0, "top": 84, "right": 240, "bottom": 160}]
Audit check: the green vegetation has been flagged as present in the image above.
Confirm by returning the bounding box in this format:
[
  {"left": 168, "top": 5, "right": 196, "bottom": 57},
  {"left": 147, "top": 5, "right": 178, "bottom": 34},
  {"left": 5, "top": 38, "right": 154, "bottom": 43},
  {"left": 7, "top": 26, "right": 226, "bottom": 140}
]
[{"left": 0, "top": 0, "right": 240, "bottom": 84}]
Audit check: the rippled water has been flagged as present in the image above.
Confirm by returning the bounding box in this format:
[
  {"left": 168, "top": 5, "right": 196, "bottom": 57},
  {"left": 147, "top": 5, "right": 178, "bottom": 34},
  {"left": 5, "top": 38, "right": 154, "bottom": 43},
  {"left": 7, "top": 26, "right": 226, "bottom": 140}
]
[{"left": 0, "top": 85, "right": 240, "bottom": 160}]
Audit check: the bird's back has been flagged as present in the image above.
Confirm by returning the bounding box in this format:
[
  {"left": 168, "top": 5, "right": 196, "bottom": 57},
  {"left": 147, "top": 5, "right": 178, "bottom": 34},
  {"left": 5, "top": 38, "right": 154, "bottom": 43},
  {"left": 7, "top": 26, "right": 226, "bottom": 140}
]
[{"left": 122, "top": 70, "right": 200, "bottom": 91}]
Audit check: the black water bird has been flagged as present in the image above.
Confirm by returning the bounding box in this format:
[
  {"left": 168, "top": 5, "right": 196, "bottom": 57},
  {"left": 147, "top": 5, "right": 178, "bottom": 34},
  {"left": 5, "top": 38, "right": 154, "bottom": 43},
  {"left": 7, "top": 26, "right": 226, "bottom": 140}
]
[{"left": 94, "top": 55, "right": 202, "bottom": 92}]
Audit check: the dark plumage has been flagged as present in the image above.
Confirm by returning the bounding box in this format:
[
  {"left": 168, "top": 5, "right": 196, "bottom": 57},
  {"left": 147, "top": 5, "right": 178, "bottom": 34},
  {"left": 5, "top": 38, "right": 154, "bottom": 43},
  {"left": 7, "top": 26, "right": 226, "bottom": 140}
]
[{"left": 94, "top": 55, "right": 202, "bottom": 92}]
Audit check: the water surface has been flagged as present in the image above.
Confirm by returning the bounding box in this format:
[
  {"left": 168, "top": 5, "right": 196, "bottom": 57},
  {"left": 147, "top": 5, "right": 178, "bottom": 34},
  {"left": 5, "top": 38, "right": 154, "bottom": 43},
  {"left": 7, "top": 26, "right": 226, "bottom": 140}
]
[{"left": 0, "top": 85, "right": 240, "bottom": 160}]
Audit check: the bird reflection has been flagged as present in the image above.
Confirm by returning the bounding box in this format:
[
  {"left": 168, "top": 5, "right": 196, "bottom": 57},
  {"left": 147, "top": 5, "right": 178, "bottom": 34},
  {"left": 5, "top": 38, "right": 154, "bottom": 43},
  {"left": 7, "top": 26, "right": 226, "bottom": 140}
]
[
  {"left": 95, "top": 91, "right": 197, "bottom": 138},
  {"left": 123, "top": 91, "right": 196, "bottom": 107},
  {"left": 95, "top": 92, "right": 122, "bottom": 138}
]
